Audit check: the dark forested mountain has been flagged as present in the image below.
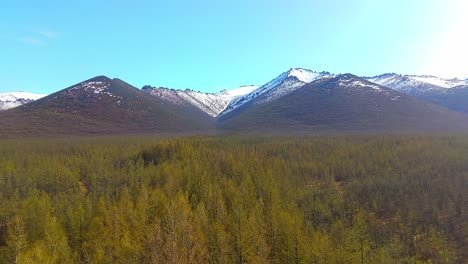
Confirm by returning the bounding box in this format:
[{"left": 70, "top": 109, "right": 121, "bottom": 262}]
[
  {"left": 219, "top": 74, "right": 468, "bottom": 133},
  {"left": 0, "top": 76, "right": 214, "bottom": 137}
]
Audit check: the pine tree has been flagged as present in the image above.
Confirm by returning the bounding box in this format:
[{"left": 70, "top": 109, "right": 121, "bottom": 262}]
[{"left": 7, "top": 215, "right": 27, "bottom": 264}]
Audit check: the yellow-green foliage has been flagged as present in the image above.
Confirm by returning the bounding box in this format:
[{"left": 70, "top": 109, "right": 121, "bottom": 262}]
[{"left": 0, "top": 135, "right": 467, "bottom": 263}]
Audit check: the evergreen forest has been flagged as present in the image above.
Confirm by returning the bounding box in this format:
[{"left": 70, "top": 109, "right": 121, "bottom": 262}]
[{"left": 0, "top": 135, "right": 467, "bottom": 263}]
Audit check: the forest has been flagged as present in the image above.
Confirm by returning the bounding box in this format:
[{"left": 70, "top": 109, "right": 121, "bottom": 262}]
[{"left": 0, "top": 135, "right": 467, "bottom": 263}]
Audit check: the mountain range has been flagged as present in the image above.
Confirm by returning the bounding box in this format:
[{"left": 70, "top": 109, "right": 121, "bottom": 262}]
[{"left": 1, "top": 68, "right": 467, "bottom": 137}]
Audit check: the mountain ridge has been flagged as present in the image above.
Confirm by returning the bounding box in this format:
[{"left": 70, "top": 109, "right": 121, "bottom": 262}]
[
  {"left": 3, "top": 69, "right": 466, "bottom": 115},
  {"left": 219, "top": 68, "right": 333, "bottom": 118},
  {"left": 219, "top": 73, "right": 468, "bottom": 132},
  {"left": 0, "top": 76, "right": 214, "bottom": 137},
  {"left": 142, "top": 84, "right": 259, "bottom": 117},
  {"left": 1, "top": 69, "right": 467, "bottom": 137},
  {"left": 366, "top": 73, "right": 468, "bottom": 112}
]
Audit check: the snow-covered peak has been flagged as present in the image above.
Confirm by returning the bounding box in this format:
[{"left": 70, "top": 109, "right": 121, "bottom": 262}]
[
  {"left": 0, "top": 91, "right": 47, "bottom": 110},
  {"left": 220, "top": 68, "right": 333, "bottom": 116},
  {"left": 287, "top": 68, "right": 329, "bottom": 83}
]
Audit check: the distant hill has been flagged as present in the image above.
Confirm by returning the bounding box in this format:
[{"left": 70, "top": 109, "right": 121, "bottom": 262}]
[
  {"left": 219, "top": 74, "right": 468, "bottom": 133},
  {"left": 0, "top": 91, "right": 47, "bottom": 110},
  {"left": 0, "top": 76, "right": 214, "bottom": 137}
]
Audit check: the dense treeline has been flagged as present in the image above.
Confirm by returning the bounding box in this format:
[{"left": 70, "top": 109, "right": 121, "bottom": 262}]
[{"left": 0, "top": 135, "right": 467, "bottom": 263}]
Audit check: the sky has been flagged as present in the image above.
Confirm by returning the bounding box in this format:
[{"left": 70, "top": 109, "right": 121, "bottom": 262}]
[{"left": 1, "top": 0, "right": 467, "bottom": 94}]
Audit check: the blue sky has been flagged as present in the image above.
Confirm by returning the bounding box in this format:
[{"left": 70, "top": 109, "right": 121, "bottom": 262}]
[{"left": 1, "top": 0, "right": 467, "bottom": 94}]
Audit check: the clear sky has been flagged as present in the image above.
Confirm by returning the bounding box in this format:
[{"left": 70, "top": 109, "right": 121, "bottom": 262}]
[{"left": 1, "top": 0, "right": 467, "bottom": 94}]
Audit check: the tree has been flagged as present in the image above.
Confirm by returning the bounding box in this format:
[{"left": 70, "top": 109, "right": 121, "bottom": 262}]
[{"left": 7, "top": 215, "right": 27, "bottom": 264}]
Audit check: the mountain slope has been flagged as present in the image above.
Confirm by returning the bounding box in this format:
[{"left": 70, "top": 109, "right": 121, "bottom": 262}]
[
  {"left": 416, "top": 85, "right": 468, "bottom": 113},
  {"left": 366, "top": 73, "right": 445, "bottom": 95},
  {"left": 142, "top": 85, "right": 259, "bottom": 117},
  {"left": 0, "top": 76, "right": 214, "bottom": 137},
  {"left": 367, "top": 73, "right": 468, "bottom": 112},
  {"left": 0, "top": 91, "right": 47, "bottom": 110},
  {"left": 219, "top": 68, "right": 333, "bottom": 119},
  {"left": 219, "top": 74, "right": 468, "bottom": 133}
]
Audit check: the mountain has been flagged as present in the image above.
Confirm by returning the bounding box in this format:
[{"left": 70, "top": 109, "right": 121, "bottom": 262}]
[
  {"left": 1, "top": 70, "right": 467, "bottom": 137},
  {"left": 0, "top": 91, "right": 47, "bottom": 110},
  {"left": 366, "top": 73, "right": 468, "bottom": 112},
  {"left": 219, "top": 68, "right": 333, "bottom": 119},
  {"left": 0, "top": 76, "right": 214, "bottom": 137},
  {"left": 142, "top": 85, "right": 259, "bottom": 117},
  {"left": 219, "top": 74, "right": 468, "bottom": 133},
  {"left": 142, "top": 68, "right": 329, "bottom": 120}
]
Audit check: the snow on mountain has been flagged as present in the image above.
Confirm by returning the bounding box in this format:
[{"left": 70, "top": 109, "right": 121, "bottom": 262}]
[
  {"left": 0, "top": 91, "right": 47, "bottom": 110},
  {"left": 142, "top": 85, "right": 259, "bottom": 117},
  {"left": 365, "top": 74, "right": 468, "bottom": 112},
  {"left": 338, "top": 77, "right": 382, "bottom": 91},
  {"left": 144, "top": 68, "right": 333, "bottom": 118},
  {"left": 408, "top": 75, "right": 468, "bottom": 88},
  {"left": 64, "top": 80, "right": 123, "bottom": 100},
  {"left": 220, "top": 68, "right": 333, "bottom": 116},
  {"left": 217, "top": 85, "right": 259, "bottom": 97},
  {"left": 366, "top": 73, "right": 468, "bottom": 95},
  {"left": 67, "top": 81, "right": 111, "bottom": 95},
  {"left": 0, "top": 91, "right": 46, "bottom": 101}
]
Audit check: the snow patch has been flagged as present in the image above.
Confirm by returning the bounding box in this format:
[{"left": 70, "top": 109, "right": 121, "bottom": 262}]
[
  {"left": 217, "top": 85, "right": 259, "bottom": 97},
  {"left": 338, "top": 78, "right": 382, "bottom": 91},
  {"left": 70, "top": 81, "right": 110, "bottom": 94},
  {"left": 288, "top": 68, "right": 324, "bottom": 83}
]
